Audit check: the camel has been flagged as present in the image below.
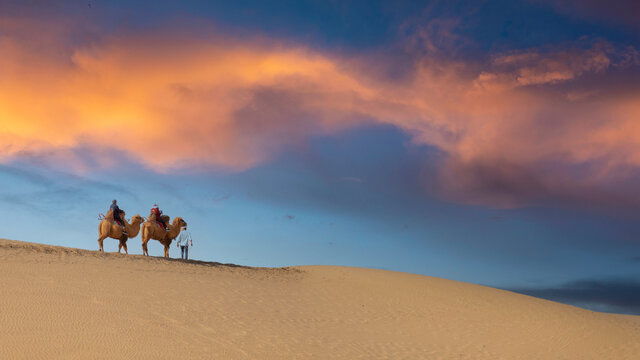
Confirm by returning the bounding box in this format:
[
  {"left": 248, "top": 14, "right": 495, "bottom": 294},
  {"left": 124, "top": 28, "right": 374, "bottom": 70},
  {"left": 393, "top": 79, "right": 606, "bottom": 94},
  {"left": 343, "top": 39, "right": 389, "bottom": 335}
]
[
  {"left": 140, "top": 216, "right": 187, "bottom": 257},
  {"left": 97, "top": 210, "right": 144, "bottom": 254}
]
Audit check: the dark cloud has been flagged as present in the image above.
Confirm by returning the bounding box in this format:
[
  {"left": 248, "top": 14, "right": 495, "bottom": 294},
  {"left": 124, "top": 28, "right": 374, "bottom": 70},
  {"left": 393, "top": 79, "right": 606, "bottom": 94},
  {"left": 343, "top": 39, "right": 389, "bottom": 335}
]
[
  {"left": 340, "top": 177, "right": 363, "bottom": 183},
  {"left": 437, "top": 155, "right": 640, "bottom": 212},
  {"left": 509, "top": 277, "right": 640, "bottom": 315},
  {"left": 535, "top": 0, "right": 640, "bottom": 29},
  {"left": 64, "top": 174, "right": 139, "bottom": 201},
  {"left": 0, "top": 193, "right": 48, "bottom": 214},
  {"left": 220, "top": 124, "right": 441, "bottom": 223},
  {"left": 0, "top": 188, "right": 93, "bottom": 218},
  {"left": 0, "top": 164, "right": 55, "bottom": 187},
  {"left": 212, "top": 193, "right": 232, "bottom": 203},
  {"left": 0, "top": 163, "right": 139, "bottom": 218},
  {"left": 0, "top": 152, "right": 139, "bottom": 198}
]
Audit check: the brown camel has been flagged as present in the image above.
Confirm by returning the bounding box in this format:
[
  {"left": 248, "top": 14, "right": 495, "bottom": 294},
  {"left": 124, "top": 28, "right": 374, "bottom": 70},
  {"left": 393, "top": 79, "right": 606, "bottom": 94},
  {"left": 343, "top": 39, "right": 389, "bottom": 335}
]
[
  {"left": 97, "top": 210, "right": 144, "bottom": 254},
  {"left": 140, "top": 216, "right": 187, "bottom": 257}
]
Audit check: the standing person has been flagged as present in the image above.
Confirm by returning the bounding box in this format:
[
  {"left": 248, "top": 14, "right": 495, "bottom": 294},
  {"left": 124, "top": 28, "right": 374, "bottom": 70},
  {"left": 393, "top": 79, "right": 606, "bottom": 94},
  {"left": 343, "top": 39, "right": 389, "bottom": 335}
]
[{"left": 176, "top": 225, "right": 192, "bottom": 260}]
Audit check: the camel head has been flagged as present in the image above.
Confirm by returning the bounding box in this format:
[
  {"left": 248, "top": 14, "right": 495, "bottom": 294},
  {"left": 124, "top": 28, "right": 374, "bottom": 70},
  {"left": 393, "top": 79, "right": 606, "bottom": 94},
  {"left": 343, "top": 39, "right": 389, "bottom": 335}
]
[
  {"left": 172, "top": 217, "right": 187, "bottom": 229},
  {"left": 130, "top": 214, "right": 143, "bottom": 225}
]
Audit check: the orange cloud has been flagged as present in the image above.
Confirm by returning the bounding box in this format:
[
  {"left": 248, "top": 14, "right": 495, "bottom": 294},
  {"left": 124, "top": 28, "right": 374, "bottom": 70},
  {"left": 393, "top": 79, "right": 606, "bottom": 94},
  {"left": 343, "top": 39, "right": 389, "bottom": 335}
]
[
  {"left": 2, "top": 18, "right": 640, "bottom": 208},
  {"left": 0, "top": 20, "right": 379, "bottom": 171}
]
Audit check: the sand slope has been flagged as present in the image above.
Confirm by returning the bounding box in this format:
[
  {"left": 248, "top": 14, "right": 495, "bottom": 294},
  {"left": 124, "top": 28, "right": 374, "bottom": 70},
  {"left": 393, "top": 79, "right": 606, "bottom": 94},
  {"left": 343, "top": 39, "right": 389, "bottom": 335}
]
[{"left": 0, "top": 239, "right": 638, "bottom": 359}]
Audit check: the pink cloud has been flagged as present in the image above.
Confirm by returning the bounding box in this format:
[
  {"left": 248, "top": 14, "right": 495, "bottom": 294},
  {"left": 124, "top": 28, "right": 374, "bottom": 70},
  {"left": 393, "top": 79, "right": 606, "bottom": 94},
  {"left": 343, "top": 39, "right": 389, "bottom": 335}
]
[{"left": 1, "top": 17, "right": 640, "bottom": 208}]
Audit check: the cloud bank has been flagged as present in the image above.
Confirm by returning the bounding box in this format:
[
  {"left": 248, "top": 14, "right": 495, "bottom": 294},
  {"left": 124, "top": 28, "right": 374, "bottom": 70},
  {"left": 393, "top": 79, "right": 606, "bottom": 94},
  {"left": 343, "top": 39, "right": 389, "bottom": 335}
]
[
  {"left": 1, "top": 17, "right": 640, "bottom": 209},
  {"left": 510, "top": 277, "right": 640, "bottom": 315}
]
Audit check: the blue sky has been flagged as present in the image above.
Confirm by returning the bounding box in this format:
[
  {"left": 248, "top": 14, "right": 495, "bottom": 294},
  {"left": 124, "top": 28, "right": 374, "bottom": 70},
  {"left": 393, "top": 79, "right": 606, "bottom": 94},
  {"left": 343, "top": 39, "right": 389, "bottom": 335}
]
[{"left": 1, "top": 0, "right": 640, "bottom": 314}]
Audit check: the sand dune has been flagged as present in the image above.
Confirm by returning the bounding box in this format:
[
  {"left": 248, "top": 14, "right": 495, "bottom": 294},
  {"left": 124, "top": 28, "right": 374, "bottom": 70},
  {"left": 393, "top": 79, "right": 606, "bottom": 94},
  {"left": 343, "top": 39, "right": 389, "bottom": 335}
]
[{"left": 0, "top": 239, "right": 638, "bottom": 359}]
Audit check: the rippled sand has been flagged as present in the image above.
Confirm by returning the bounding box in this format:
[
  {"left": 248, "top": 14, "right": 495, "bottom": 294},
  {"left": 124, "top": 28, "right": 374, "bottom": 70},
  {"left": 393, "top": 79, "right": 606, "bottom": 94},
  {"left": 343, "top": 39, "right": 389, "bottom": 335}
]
[{"left": 1, "top": 239, "right": 638, "bottom": 359}]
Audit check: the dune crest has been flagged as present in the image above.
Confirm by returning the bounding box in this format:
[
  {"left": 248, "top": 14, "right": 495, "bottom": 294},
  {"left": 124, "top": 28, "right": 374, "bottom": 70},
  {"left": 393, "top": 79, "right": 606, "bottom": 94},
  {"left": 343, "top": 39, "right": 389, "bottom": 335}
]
[{"left": 0, "top": 239, "right": 638, "bottom": 359}]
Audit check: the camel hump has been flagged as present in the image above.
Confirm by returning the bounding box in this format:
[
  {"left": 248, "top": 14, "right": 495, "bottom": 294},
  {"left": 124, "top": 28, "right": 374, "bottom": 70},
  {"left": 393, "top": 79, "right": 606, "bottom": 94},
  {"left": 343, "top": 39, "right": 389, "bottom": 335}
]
[
  {"left": 105, "top": 209, "right": 114, "bottom": 221},
  {"left": 146, "top": 214, "right": 170, "bottom": 229}
]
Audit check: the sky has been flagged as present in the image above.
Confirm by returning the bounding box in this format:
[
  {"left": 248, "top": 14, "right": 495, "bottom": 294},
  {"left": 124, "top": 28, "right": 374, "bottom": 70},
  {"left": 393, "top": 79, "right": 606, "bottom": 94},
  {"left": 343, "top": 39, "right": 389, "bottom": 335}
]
[{"left": 1, "top": 0, "right": 640, "bottom": 314}]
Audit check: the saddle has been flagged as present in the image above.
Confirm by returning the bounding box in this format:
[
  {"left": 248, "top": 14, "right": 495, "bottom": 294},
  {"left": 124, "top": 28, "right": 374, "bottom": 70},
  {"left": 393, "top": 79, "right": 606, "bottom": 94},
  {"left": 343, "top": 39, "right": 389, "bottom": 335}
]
[
  {"left": 148, "top": 213, "right": 170, "bottom": 230},
  {"left": 103, "top": 209, "right": 125, "bottom": 226}
]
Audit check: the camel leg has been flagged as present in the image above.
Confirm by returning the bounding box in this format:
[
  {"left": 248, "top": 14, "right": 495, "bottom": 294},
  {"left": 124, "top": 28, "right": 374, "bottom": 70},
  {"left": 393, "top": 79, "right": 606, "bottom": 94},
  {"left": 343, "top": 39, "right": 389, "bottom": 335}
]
[
  {"left": 97, "top": 235, "right": 107, "bottom": 252},
  {"left": 164, "top": 244, "right": 169, "bottom": 258},
  {"left": 118, "top": 237, "right": 127, "bottom": 254},
  {"left": 141, "top": 228, "right": 149, "bottom": 256},
  {"left": 122, "top": 242, "right": 128, "bottom": 255}
]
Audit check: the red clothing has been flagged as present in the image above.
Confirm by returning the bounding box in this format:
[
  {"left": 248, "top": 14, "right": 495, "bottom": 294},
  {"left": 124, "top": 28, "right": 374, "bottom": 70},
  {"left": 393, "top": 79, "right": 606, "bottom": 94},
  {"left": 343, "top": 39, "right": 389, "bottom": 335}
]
[{"left": 151, "top": 207, "right": 166, "bottom": 229}]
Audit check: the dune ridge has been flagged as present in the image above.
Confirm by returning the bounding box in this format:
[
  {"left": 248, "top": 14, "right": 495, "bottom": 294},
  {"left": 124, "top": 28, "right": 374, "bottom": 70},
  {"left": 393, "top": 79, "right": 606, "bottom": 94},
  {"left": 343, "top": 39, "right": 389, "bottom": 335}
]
[{"left": 0, "top": 238, "right": 638, "bottom": 359}]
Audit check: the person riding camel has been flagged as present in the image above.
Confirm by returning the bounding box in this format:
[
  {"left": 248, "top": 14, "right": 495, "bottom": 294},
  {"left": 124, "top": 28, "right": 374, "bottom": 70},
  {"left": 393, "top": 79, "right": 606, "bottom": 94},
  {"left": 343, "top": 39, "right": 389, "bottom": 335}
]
[
  {"left": 110, "top": 200, "right": 125, "bottom": 229},
  {"left": 150, "top": 204, "right": 168, "bottom": 230}
]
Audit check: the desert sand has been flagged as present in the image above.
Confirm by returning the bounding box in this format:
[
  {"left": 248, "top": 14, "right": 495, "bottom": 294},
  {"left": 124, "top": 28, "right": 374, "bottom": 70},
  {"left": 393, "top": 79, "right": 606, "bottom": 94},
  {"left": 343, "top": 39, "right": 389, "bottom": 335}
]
[{"left": 0, "top": 239, "right": 638, "bottom": 359}]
